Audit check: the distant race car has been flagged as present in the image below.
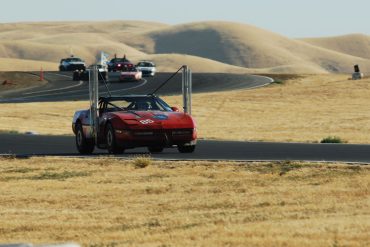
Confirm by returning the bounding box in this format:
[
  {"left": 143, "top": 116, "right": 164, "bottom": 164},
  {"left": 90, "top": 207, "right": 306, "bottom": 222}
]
[
  {"left": 107, "top": 57, "right": 134, "bottom": 72},
  {"left": 73, "top": 64, "right": 108, "bottom": 81},
  {"left": 136, "top": 61, "right": 156, "bottom": 77},
  {"left": 72, "top": 95, "right": 197, "bottom": 154},
  {"left": 59, "top": 57, "right": 86, "bottom": 71},
  {"left": 119, "top": 67, "right": 142, "bottom": 82}
]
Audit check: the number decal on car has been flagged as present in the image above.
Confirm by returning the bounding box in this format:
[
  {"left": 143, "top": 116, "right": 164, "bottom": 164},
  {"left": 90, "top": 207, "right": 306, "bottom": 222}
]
[{"left": 140, "top": 119, "right": 154, "bottom": 124}]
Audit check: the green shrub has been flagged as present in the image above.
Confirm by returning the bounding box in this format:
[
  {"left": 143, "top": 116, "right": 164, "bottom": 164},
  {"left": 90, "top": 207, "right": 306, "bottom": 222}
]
[
  {"left": 133, "top": 156, "right": 152, "bottom": 169},
  {"left": 272, "top": 79, "right": 284, "bottom": 85},
  {"left": 320, "top": 136, "right": 345, "bottom": 143}
]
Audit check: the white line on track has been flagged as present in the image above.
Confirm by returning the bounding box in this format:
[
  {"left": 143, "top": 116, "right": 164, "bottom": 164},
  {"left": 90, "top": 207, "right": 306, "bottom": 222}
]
[
  {"left": 0, "top": 153, "right": 368, "bottom": 164},
  {"left": 244, "top": 75, "right": 274, "bottom": 90},
  {"left": 18, "top": 78, "right": 148, "bottom": 100}
]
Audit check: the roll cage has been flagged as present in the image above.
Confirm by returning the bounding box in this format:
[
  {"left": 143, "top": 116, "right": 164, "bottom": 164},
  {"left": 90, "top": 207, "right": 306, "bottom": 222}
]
[{"left": 98, "top": 96, "right": 173, "bottom": 114}]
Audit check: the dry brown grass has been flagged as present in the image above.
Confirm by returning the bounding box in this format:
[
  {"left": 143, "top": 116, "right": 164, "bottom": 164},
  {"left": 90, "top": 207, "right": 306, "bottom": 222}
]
[
  {"left": 2, "top": 74, "right": 370, "bottom": 143},
  {"left": 0, "top": 72, "right": 47, "bottom": 93},
  {"left": 0, "top": 58, "right": 58, "bottom": 71},
  {"left": 0, "top": 157, "right": 368, "bottom": 246}
]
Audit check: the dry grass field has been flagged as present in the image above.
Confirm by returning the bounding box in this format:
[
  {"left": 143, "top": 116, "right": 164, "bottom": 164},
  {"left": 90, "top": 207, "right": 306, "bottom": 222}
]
[
  {"left": 0, "top": 156, "right": 369, "bottom": 246},
  {"left": 2, "top": 74, "right": 370, "bottom": 143},
  {"left": 0, "top": 71, "right": 46, "bottom": 93}
]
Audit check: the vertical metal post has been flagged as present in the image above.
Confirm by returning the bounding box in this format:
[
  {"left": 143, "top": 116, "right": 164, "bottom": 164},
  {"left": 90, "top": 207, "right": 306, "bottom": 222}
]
[
  {"left": 182, "top": 65, "right": 188, "bottom": 114},
  {"left": 89, "top": 65, "right": 99, "bottom": 144},
  {"left": 182, "top": 65, "right": 192, "bottom": 115},
  {"left": 187, "top": 68, "right": 192, "bottom": 115}
]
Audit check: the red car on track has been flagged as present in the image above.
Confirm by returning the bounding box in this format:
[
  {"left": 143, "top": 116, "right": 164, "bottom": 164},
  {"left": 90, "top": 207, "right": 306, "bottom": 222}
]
[
  {"left": 107, "top": 57, "right": 134, "bottom": 72},
  {"left": 120, "top": 67, "right": 142, "bottom": 82},
  {"left": 72, "top": 95, "right": 197, "bottom": 154}
]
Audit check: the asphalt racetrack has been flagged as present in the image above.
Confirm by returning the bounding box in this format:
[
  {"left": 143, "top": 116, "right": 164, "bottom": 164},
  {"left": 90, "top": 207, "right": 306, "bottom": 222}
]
[
  {"left": 0, "top": 71, "right": 273, "bottom": 102},
  {"left": 1, "top": 71, "right": 370, "bottom": 163},
  {"left": 1, "top": 134, "right": 370, "bottom": 163}
]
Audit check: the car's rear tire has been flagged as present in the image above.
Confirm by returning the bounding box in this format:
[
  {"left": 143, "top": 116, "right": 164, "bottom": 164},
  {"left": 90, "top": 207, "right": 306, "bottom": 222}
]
[
  {"left": 73, "top": 71, "right": 81, "bottom": 81},
  {"left": 148, "top": 146, "right": 164, "bottom": 153},
  {"left": 106, "top": 123, "right": 124, "bottom": 154},
  {"left": 177, "top": 145, "right": 196, "bottom": 153},
  {"left": 75, "top": 123, "right": 94, "bottom": 154}
]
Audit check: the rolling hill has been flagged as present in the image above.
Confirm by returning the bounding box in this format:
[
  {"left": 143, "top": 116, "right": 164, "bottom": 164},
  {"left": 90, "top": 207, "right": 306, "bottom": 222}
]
[
  {"left": 0, "top": 20, "right": 369, "bottom": 73},
  {"left": 301, "top": 34, "right": 370, "bottom": 60}
]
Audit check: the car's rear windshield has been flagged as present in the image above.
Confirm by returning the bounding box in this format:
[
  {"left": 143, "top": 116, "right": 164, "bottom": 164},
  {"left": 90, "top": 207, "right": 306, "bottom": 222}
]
[
  {"left": 65, "top": 58, "right": 83, "bottom": 62},
  {"left": 137, "top": 62, "right": 155, "bottom": 67},
  {"left": 111, "top": 58, "right": 131, "bottom": 63}
]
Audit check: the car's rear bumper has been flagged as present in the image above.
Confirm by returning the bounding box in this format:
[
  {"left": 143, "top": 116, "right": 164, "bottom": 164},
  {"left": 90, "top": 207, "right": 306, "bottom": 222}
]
[
  {"left": 141, "top": 70, "right": 155, "bottom": 76},
  {"left": 119, "top": 76, "right": 140, "bottom": 81},
  {"left": 65, "top": 64, "right": 86, "bottom": 71}
]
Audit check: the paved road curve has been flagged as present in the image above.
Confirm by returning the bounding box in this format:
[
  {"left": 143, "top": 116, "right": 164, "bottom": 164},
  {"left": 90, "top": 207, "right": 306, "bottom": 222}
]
[
  {"left": 1, "top": 134, "right": 370, "bottom": 163},
  {"left": 0, "top": 71, "right": 273, "bottom": 103}
]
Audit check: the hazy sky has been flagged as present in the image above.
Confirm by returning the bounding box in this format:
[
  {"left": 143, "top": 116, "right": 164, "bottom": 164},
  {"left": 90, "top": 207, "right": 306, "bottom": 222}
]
[{"left": 1, "top": 0, "right": 369, "bottom": 37}]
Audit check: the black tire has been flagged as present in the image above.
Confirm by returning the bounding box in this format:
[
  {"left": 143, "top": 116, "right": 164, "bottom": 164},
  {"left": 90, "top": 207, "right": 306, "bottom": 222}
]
[
  {"left": 148, "top": 146, "right": 164, "bottom": 153},
  {"left": 59, "top": 66, "right": 65, "bottom": 72},
  {"left": 177, "top": 145, "right": 196, "bottom": 153},
  {"left": 106, "top": 123, "right": 124, "bottom": 154},
  {"left": 73, "top": 71, "right": 80, "bottom": 81},
  {"left": 75, "top": 123, "right": 94, "bottom": 154}
]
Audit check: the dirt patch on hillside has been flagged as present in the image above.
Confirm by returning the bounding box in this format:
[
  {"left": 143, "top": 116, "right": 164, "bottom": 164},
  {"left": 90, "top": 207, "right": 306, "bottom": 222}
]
[{"left": 0, "top": 72, "right": 46, "bottom": 95}]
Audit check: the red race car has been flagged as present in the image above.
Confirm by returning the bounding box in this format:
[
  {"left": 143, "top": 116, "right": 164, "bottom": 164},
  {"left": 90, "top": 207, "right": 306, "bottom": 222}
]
[
  {"left": 72, "top": 95, "right": 197, "bottom": 154},
  {"left": 107, "top": 57, "right": 134, "bottom": 72},
  {"left": 119, "top": 67, "right": 142, "bottom": 82}
]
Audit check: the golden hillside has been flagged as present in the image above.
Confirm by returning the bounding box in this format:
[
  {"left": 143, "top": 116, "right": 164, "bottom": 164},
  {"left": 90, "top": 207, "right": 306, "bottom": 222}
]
[
  {"left": 0, "top": 57, "right": 57, "bottom": 71},
  {"left": 0, "top": 20, "right": 369, "bottom": 73},
  {"left": 301, "top": 34, "right": 370, "bottom": 60},
  {"left": 128, "top": 21, "right": 370, "bottom": 73}
]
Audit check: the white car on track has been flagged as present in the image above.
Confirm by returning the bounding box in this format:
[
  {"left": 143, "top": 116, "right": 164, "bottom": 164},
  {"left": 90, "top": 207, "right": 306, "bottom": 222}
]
[
  {"left": 136, "top": 61, "right": 156, "bottom": 77},
  {"left": 59, "top": 57, "right": 86, "bottom": 71}
]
